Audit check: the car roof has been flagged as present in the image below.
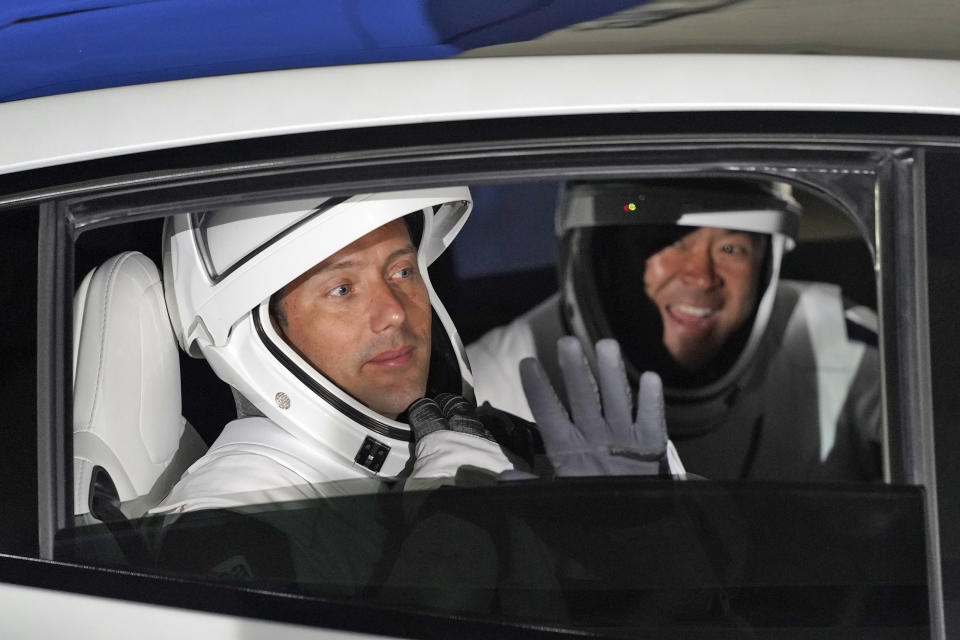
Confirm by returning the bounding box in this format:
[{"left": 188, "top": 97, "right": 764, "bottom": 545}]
[
  {"left": 3, "top": 54, "right": 960, "bottom": 180},
  {"left": 5, "top": 1, "right": 960, "bottom": 181}
]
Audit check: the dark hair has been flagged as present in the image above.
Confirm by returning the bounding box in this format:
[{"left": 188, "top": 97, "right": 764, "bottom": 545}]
[{"left": 269, "top": 290, "right": 287, "bottom": 329}]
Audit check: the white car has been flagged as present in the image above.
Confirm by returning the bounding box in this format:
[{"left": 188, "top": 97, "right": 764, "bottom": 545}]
[{"left": 0, "top": 1, "right": 956, "bottom": 638}]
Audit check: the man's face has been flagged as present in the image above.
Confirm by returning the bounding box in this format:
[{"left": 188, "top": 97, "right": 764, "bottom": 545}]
[
  {"left": 643, "top": 226, "right": 766, "bottom": 372},
  {"left": 275, "top": 220, "right": 431, "bottom": 419}
]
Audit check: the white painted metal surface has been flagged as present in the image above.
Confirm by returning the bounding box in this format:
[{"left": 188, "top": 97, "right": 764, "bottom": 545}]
[
  {"left": 0, "top": 582, "right": 399, "bottom": 640},
  {"left": 2, "top": 54, "right": 960, "bottom": 177}
]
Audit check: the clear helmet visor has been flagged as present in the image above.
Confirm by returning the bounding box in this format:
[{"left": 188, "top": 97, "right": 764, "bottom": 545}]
[{"left": 558, "top": 179, "right": 799, "bottom": 404}]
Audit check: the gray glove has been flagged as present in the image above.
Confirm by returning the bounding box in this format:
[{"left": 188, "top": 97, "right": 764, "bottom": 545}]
[
  {"left": 405, "top": 393, "right": 520, "bottom": 490},
  {"left": 519, "top": 336, "right": 669, "bottom": 477},
  {"left": 406, "top": 393, "right": 495, "bottom": 442}
]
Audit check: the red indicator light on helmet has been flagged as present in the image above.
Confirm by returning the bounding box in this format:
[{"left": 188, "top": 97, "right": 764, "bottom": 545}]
[{"left": 624, "top": 203, "right": 637, "bottom": 212}]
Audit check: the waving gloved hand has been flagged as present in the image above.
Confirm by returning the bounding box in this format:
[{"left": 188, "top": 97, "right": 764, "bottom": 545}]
[{"left": 520, "top": 336, "right": 685, "bottom": 478}]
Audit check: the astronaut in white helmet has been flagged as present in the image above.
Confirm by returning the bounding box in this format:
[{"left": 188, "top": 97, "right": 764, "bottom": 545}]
[
  {"left": 154, "top": 187, "right": 536, "bottom": 513},
  {"left": 468, "top": 179, "right": 882, "bottom": 482}
]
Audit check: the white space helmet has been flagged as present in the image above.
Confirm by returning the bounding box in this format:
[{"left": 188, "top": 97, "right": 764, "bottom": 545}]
[
  {"left": 163, "top": 187, "right": 473, "bottom": 477},
  {"left": 558, "top": 179, "right": 800, "bottom": 411}
]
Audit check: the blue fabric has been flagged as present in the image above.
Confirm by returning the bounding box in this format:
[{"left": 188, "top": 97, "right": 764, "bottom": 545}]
[{"left": 1, "top": 0, "right": 646, "bottom": 102}]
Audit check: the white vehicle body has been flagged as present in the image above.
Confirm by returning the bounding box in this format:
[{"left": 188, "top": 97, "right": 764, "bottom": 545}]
[
  {"left": 2, "top": 3, "right": 957, "bottom": 638},
  {"left": 4, "top": 55, "right": 960, "bottom": 177}
]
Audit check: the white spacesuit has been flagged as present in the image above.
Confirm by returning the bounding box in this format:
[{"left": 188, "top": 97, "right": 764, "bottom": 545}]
[
  {"left": 155, "top": 187, "right": 521, "bottom": 513},
  {"left": 468, "top": 180, "right": 881, "bottom": 481}
]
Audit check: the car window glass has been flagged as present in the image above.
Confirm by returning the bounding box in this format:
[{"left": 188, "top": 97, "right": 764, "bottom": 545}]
[
  {"left": 781, "top": 187, "right": 875, "bottom": 309},
  {"left": 57, "top": 479, "right": 928, "bottom": 635},
  {"left": 57, "top": 179, "right": 916, "bottom": 636},
  {"left": 0, "top": 208, "right": 38, "bottom": 557},
  {"left": 924, "top": 149, "right": 960, "bottom": 633}
]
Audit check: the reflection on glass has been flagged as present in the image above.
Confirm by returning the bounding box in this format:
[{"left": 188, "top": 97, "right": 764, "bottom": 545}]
[{"left": 58, "top": 480, "right": 928, "bottom": 636}]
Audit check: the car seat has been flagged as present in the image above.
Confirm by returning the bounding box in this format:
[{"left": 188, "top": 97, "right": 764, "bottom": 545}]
[{"left": 72, "top": 251, "right": 206, "bottom": 524}]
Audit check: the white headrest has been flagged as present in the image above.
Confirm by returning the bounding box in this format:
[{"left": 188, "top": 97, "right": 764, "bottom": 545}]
[{"left": 73, "top": 252, "right": 188, "bottom": 517}]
